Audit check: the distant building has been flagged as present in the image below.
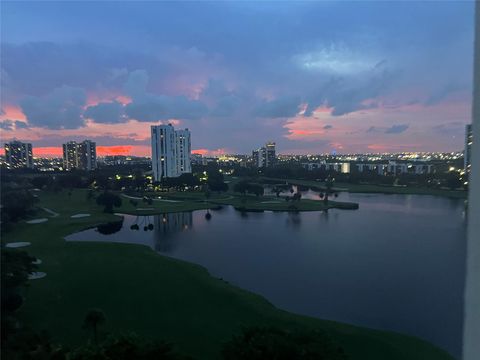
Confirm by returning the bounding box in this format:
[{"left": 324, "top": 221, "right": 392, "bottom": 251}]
[
  {"left": 62, "top": 140, "right": 97, "bottom": 171},
  {"left": 151, "top": 124, "right": 192, "bottom": 181},
  {"left": 63, "top": 141, "right": 78, "bottom": 170},
  {"left": 252, "top": 141, "right": 276, "bottom": 168},
  {"left": 465, "top": 124, "right": 473, "bottom": 174},
  {"left": 175, "top": 129, "right": 192, "bottom": 174},
  {"left": 302, "top": 160, "right": 433, "bottom": 175},
  {"left": 4, "top": 140, "right": 33, "bottom": 169},
  {"left": 77, "top": 140, "right": 97, "bottom": 171},
  {"left": 265, "top": 142, "right": 276, "bottom": 167}
]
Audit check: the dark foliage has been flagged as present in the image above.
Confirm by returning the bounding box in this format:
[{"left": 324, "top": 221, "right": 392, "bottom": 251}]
[
  {"left": 96, "top": 192, "right": 122, "bottom": 213},
  {"left": 222, "top": 327, "right": 347, "bottom": 360}
]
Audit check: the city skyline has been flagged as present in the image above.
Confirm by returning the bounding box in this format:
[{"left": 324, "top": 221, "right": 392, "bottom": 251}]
[{"left": 0, "top": 1, "right": 475, "bottom": 156}]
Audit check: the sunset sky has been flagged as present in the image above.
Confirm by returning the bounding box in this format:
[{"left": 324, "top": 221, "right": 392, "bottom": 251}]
[{"left": 0, "top": 1, "right": 475, "bottom": 157}]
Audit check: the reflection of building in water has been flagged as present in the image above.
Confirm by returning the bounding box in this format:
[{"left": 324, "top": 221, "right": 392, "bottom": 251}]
[{"left": 153, "top": 212, "right": 193, "bottom": 252}]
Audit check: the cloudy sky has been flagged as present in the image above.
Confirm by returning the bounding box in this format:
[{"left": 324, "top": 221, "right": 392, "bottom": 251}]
[{"left": 0, "top": 1, "right": 475, "bottom": 156}]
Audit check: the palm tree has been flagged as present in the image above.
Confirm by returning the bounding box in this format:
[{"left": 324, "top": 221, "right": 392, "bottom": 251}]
[
  {"left": 83, "top": 308, "right": 106, "bottom": 346},
  {"left": 322, "top": 175, "right": 336, "bottom": 205}
]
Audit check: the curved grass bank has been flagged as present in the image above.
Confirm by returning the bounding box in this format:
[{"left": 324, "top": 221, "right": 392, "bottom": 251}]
[
  {"left": 3, "top": 190, "right": 453, "bottom": 359},
  {"left": 261, "top": 177, "right": 468, "bottom": 199}
]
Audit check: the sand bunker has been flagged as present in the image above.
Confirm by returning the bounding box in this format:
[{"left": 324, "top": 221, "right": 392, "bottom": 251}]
[
  {"left": 26, "top": 218, "right": 48, "bottom": 224},
  {"left": 6, "top": 242, "right": 31, "bottom": 248},
  {"left": 71, "top": 214, "right": 91, "bottom": 218},
  {"left": 28, "top": 272, "right": 47, "bottom": 280},
  {"left": 32, "top": 258, "right": 42, "bottom": 265},
  {"left": 121, "top": 194, "right": 143, "bottom": 200},
  {"left": 155, "top": 199, "right": 181, "bottom": 203},
  {"left": 136, "top": 208, "right": 155, "bottom": 210},
  {"left": 43, "top": 207, "right": 59, "bottom": 217}
]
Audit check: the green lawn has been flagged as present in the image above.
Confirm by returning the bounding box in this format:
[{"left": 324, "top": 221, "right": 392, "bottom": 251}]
[
  {"left": 3, "top": 189, "right": 453, "bottom": 359},
  {"left": 116, "top": 189, "right": 359, "bottom": 213},
  {"left": 261, "top": 177, "right": 468, "bottom": 199}
]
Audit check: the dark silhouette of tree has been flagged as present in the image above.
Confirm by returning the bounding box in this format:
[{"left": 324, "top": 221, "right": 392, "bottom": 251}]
[
  {"left": 322, "top": 175, "right": 337, "bottom": 205},
  {"left": 96, "top": 192, "right": 122, "bottom": 213},
  {"left": 222, "top": 327, "right": 347, "bottom": 360},
  {"left": 1, "top": 189, "right": 37, "bottom": 231},
  {"left": 97, "top": 219, "right": 124, "bottom": 235},
  {"left": 83, "top": 309, "right": 106, "bottom": 346},
  {"left": 445, "top": 171, "right": 462, "bottom": 190},
  {"left": 1, "top": 248, "right": 38, "bottom": 343}
]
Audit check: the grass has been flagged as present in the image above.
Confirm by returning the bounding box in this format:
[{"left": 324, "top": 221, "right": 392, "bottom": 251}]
[
  {"left": 3, "top": 189, "right": 454, "bottom": 359},
  {"left": 116, "top": 189, "right": 359, "bottom": 213},
  {"left": 261, "top": 177, "right": 468, "bottom": 199}
]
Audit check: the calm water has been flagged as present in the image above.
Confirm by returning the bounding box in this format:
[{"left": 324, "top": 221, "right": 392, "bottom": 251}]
[{"left": 67, "top": 193, "right": 467, "bottom": 358}]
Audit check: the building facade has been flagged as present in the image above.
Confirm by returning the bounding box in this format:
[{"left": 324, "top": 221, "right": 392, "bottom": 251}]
[
  {"left": 465, "top": 124, "right": 473, "bottom": 175},
  {"left": 4, "top": 141, "right": 33, "bottom": 169},
  {"left": 252, "top": 142, "right": 276, "bottom": 168},
  {"left": 63, "top": 141, "right": 78, "bottom": 170},
  {"left": 175, "top": 129, "right": 192, "bottom": 175},
  {"left": 62, "top": 140, "right": 97, "bottom": 171},
  {"left": 151, "top": 124, "right": 192, "bottom": 181},
  {"left": 77, "top": 140, "right": 97, "bottom": 171}
]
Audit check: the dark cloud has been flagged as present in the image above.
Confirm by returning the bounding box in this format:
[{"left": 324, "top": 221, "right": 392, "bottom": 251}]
[
  {"left": 123, "top": 70, "right": 208, "bottom": 121},
  {"left": 0, "top": 120, "right": 14, "bottom": 131},
  {"left": 84, "top": 101, "right": 127, "bottom": 124},
  {"left": 323, "top": 124, "right": 333, "bottom": 130},
  {"left": 0, "top": 119, "right": 29, "bottom": 131},
  {"left": 15, "top": 120, "right": 29, "bottom": 129},
  {"left": 385, "top": 124, "right": 409, "bottom": 134},
  {"left": 431, "top": 121, "right": 466, "bottom": 135},
  {"left": 253, "top": 96, "right": 301, "bottom": 118},
  {"left": 210, "top": 95, "right": 242, "bottom": 117},
  {"left": 19, "top": 85, "right": 86, "bottom": 129},
  {"left": 425, "top": 83, "right": 462, "bottom": 106},
  {"left": 366, "top": 126, "right": 378, "bottom": 133}
]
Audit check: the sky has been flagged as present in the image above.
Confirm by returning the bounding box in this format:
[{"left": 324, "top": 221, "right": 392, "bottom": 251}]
[{"left": 0, "top": 1, "right": 475, "bottom": 157}]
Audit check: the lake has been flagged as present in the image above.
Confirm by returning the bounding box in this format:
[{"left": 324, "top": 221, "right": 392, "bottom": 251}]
[{"left": 66, "top": 192, "right": 467, "bottom": 358}]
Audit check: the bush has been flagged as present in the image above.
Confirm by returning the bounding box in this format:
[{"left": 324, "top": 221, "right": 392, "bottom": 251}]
[
  {"left": 96, "top": 192, "right": 122, "bottom": 213},
  {"left": 222, "top": 327, "right": 347, "bottom": 360}
]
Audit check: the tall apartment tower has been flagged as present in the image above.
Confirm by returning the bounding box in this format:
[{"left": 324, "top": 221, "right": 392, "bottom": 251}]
[
  {"left": 4, "top": 140, "right": 33, "bottom": 169},
  {"left": 252, "top": 141, "right": 276, "bottom": 168},
  {"left": 63, "top": 141, "right": 78, "bottom": 170},
  {"left": 62, "top": 140, "right": 97, "bottom": 171},
  {"left": 465, "top": 124, "right": 473, "bottom": 175},
  {"left": 77, "top": 140, "right": 97, "bottom": 171},
  {"left": 151, "top": 124, "right": 191, "bottom": 181},
  {"left": 265, "top": 141, "right": 276, "bottom": 167},
  {"left": 175, "top": 129, "right": 192, "bottom": 175}
]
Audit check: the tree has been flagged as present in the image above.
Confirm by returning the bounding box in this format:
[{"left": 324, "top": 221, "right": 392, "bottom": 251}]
[
  {"left": 222, "top": 327, "right": 347, "bottom": 360},
  {"left": 1, "top": 189, "right": 37, "bottom": 232},
  {"left": 322, "top": 175, "right": 337, "bottom": 205},
  {"left": 96, "top": 192, "right": 122, "bottom": 213},
  {"left": 83, "top": 309, "right": 106, "bottom": 346},
  {"left": 1, "top": 248, "right": 38, "bottom": 342},
  {"left": 445, "top": 171, "right": 462, "bottom": 190}
]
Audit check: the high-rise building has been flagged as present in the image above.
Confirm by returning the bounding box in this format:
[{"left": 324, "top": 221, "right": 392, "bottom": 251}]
[
  {"left": 265, "top": 141, "right": 276, "bottom": 167},
  {"left": 175, "top": 129, "right": 192, "bottom": 174},
  {"left": 62, "top": 140, "right": 97, "bottom": 171},
  {"left": 4, "top": 140, "right": 33, "bottom": 169},
  {"left": 252, "top": 141, "right": 276, "bottom": 168},
  {"left": 151, "top": 124, "right": 192, "bottom": 181},
  {"left": 63, "top": 141, "right": 78, "bottom": 170},
  {"left": 77, "top": 140, "right": 97, "bottom": 171},
  {"left": 465, "top": 124, "right": 473, "bottom": 174}
]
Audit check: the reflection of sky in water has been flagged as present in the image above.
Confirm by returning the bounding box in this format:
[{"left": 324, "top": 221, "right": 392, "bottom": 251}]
[{"left": 67, "top": 194, "right": 466, "bottom": 358}]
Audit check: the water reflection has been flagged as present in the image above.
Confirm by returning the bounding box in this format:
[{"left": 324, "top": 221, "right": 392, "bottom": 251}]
[
  {"left": 154, "top": 212, "right": 193, "bottom": 252},
  {"left": 97, "top": 218, "right": 124, "bottom": 235},
  {"left": 66, "top": 194, "right": 466, "bottom": 358}
]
